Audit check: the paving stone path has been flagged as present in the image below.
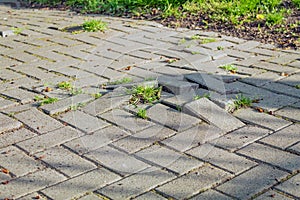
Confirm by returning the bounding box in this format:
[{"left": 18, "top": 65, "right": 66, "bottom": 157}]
[{"left": 0, "top": 3, "right": 300, "bottom": 200}]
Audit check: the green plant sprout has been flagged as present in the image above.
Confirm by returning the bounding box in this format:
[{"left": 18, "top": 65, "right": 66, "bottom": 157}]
[
  {"left": 219, "top": 65, "right": 238, "bottom": 73},
  {"left": 57, "top": 81, "right": 72, "bottom": 90},
  {"left": 194, "top": 93, "right": 210, "bottom": 100},
  {"left": 82, "top": 19, "right": 108, "bottom": 32},
  {"left": 137, "top": 108, "right": 147, "bottom": 119},
  {"left": 108, "top": 77, "right": 133, "bottom": 85},
  {"left": 129, "top": 85, "right": 162, "bottom": 105},
  {"left": 234, "top": 94, "right": 253, "bottom": 109}
]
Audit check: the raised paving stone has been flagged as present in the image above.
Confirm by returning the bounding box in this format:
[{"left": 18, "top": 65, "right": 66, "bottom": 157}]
[
  {"left": 262, "top": 82, "right": 300, "bottom": 98},
  {"left": 183, "top": 98, "right": 245, "bottom": 132},
  {"left": 156, "top": 165, "right": 232, "bottom": 199},
  {"left": 212, "top": 125, "right": 271, "bottom": 152},
  {"left": 147, "top": 103, "right": 200, "bottom": 132},
  {"left": 217, "top": 164, "right": 288, "bottom": 200},
  {"left": 15, "top": 108, "right": 63, "bottom": 134},
  {"left": 17, "top": 126, "right": 84, "bottom": 154},
  {"left": 64, "top": 125, "right": 129, "bottom": 155},
  {"left": 98, "top": 167, "right": 176, "bottom": 199},
  {"left": 86, "top": 145, "right": 149, "bottom": 175},
  {"left": 41, "top": 93, "right": 94, "bottom": 115},
  {"left": 0, "top": 168, "right": 66, "bottom": 200},
  {"left": 42, "top": 168, "right": 121, "bottom": 200},
  {"left": 190, "top": 189, "right": 233, "bottom": 200},
  {"left": 260, "top": 124, "right": 300, "bottom": 149},
  {"left": 35, "top": 146, "right": 96, "bottom": 177},
  {"left": 158, "top": 79, "right": 198, "bottom": 95},
  {"left": 275, "top": 173, "right": 300, "bottom": 198},
  {"left": 237, "top": 143, "right": 300, "bottom": 173},
  {"left": 187, "top": 144, "right": 257, "bottom": 174},
  {"left": 136, "top": 144, "right": 203, "bottom": 175},
  {"left": 0, "top": 112, "right": 22, "bottom": 133},
  {"left": 58, "top": 110, "right": 109, "bottom": 134},
  {"left": 0, "top": 146, "right": 43, "bottom": 177},
  {"left": 0, "top": 128, "right": 36, "bottom": 148},
  {"left": 234, "top": 108, "right": 292, "bottom": 131}
]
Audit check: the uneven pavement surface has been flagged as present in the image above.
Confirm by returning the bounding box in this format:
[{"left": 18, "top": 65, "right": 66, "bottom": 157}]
[{"left": 0, "top": 3, "right": 300, "bottom": 200}]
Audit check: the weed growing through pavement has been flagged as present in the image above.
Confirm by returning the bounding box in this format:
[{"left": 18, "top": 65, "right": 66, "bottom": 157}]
[
  {"left": 11, "top": 27, "right": 22, "bottom": 35},
  {"left": 295, "top": 84, "right": 300, "bottom": 89},
  {"left": 108, "top": 77, "right": 133, "bottom": 85},
  {"left": 57, "top": 81, "right": 72, "bottom": 90},
  {"left": 233, "top": 94, "right": 253, "bottom": 110},
  {"left": 137, "top": 108, "right": 147, "bottom": 119},
  {"left": 194, "top": 93, "right": 210, "bottom": 100},
  {"left": 91, "top": 93, "right": 102, "bottom": 99},
  {"left": 35, "top": 96, "right": 58, "bottom": 106},
  {"left": 128, "top": 85, "right": 162, "bottom": 105},
  {"left": 82, "top": 19, "right": 108, "bottom": 32},
  {"left": 219, "top": 64, "right": 238, "bottom": 73}
]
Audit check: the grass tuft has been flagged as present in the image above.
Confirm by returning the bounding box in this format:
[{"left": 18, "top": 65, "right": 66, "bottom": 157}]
[{"left": 82, "top": 19, "right": 108, "bottom": 32}]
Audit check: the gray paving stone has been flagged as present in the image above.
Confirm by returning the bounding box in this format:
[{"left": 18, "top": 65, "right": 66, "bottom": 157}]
[
  {"left": 136, "top": 144, "right": 203, "bottom": 175},
  {"left": 275, "top": 106, "right": 300, "bottom": 122},
  {"left": 17, "top": 126, "right": 84, "bottom": 154},
  {"left": 217, "top": 164, "right": 288, "bottom": 200},
  {"left": 234, "top": 108, "right": 292, "bottom": 131},
  {"left": 246, "top": 47, "right": 281, "bottom": 57},
  {"left": 240, "top": 71, "right": 283, "bottom": 87},
  {"left": 156, "top": 165, "right": 232, "bottom": 199},
  {"left": 98, "top": 167, "right": 175, "bottom": 199},
  {"left": 234, "top": 41, "right": 261, "bottom": 50},
  {"left": 288, "top": 60, "right": 300, "bottom": 68},
  {"left": 0, "top": 68, "right": 23, "bottom": 80},
  {"left": 158, "top": 79, "right": 198, "bottom": 95},
  {"left": 183, "top": 98, "right": 245, "bottom": 132},
  {"left": 212, "top": 125, "right": 270, "bottom": 152},
  {"left": 41, "top": 93, "right": 94, "bottom": 115},
  {"left": 275, "top": 173, "right": 300, "bottom": 198},
  {"left": 35, "top": 146, "right": 96, "bottom": 177},
  {"left": 190, "top": 189, "right": 233, "bottom": 200},
  {"left": 58, "top": 110, "right": 109, "bottom": 134},
  {"left": 255, "top": 189, "right": 294, "bottom": 200},
  {"left": 187, "top": 144, "right": 257, "bottom": 174},
  {"left": 112, "top": 125, "right": 175, "bottom": 153},
  {"left": 86, "top": 145, "right": 149, "bottom": 175},
  {"left": 277, "top": 72, "right": 300, "bottom": 87},
  {"left": 42, "top": 168, "right": 121, "bottom": 200},
  {"left": 237, "top": 143, "right": 300, "bottom": 173},
  {"left": 234, "top": 55, "right": 269, "bottom": 67},
  {"left": 260, "top": 124, "right": 300, "bottom": 149},
  {"left": 0, "top": 112, "right": 22, "bottom": 133},
  {"left": 12, "top": 65, "right": 57, "bottom": 81},
  {"left": 0, "top": 168, "right": 66, "bottom": 200},
  {"left": 0, "top": 146, "right": 44, "bottom": 177},
  {"left": 15, "top": 108, "right": 63, "bottom": 134},
  {"left": 201, "top": 40, "right": 236, "bottom": 50},
  {"left": 162, "top": 124, "right": 225, "bottom": 152},
  {"left": 65, "top": 125, "right": 129, "bottom": 155},
  {"left": 147, "top": 103, "right": 200, "bottom": 132},
  {"left": 17, "top": 192, "right": 48, "bottom": 200},
  {"left": 262, "top": 82, "right": 300, "bottom": 98},
  {"left": 252, "top": 61, "right": 298, "bottom": 73},
  {"left": 1, "top": 88, "right": 37, "bottom": 104},
  {"left": 78, "top": 193, "right": 103, "bottom": 200},
  {"left": 288, "top": 142, "right": 300, "bottom": 154},
  {"left": 268, "top": 54, "right": 299, "bottom": 65},
  {"left": 0, "top": 128, "right": 36, "bottom": 148},
  {"left": 134, "top": 191, "right": 167, "bottom": 200},
  {"left": 0, "top": 97, "right": 17, "bottom": 110}
]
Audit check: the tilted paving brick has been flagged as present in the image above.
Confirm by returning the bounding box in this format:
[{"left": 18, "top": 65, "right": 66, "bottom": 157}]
[
  {"left": 0, "top": 168, "right": 66, "bottom": 200},
  {"left": 262, "top": 82, "right": 300, "bottom": 98},
  {"left": 162, "top": 124, "right": 225, "bottom": 152},
  {"left": 35, "top": 146, "right": 96, "bottom": 177},
  {"left": 147, "top": 103, "right": 200, "bottom": 132},
  {"left": 58, "top": 110, "right": 109, "bottom": 134},
  {"left": 183, "top": 98, "right": 245, "bottom": 132},
  {"left": 156, "top": 165, "right": 232, "bottom": 200},
  {"left": 240, "top": 71, "right": 283, "bottom": 87},
  {"left": 100, "top": 109, "right": 154, "bottom": 133},
  {"left": 42, "top": 168, "right": 121, "bottom": 200},
  {"left": 217, "top": 164, "right": 288, "bottom": 200},
  {"left": 255, "top": 190, "right": 294, "bottom": 200},
  {"left": 0, "top": 146, "right": 44, "bottom": 177},
  {"left": 237, "top": 143, "right": 300, "bottom": 173},
  {"left": 17, "top": 126, "right": 84, "bottom": 154},
  {"left": 275, "top": 106, "right": 300, "bottom": 122},
  {"left": 212, "top": 125, "right": 270, "bottom": 152},
  {"left": 0, "top": 112, "right": 22, "bottom": 133},
  {"left": 189, "top": 189, "right": 233, "bottom": 200},
  {"left": 153, "top": 66, "right": 192, "bottom": 77},
  {"left": 1, "top": 88, "right": 37, "bottom": 104},
  {"left": 187, "top": 143, "right": 257, "bottom": 174},
  {"left": 41, "top": 93, "right": 94, "bottom": 115},
  {"left": 275, "top": 173, "right": 300, "bottom": 198},
  {"left": 64, "top": 125, "right": 129, "bottom": 155},
  {"left": 98, "top": 167, "right": 175, "bottom": 199},
  {"left": 14, "top": 108, "right": 63, "bottom": 134},
  {"left": 136, "top": 144, "right": 204, "bottom": 175},
  {"left": 85, "top": 145, "right": 150, "bottom": 175},
  {"left": 260, "top": 124, "right": 300, "bottom": 149},
  {"left": 112, "top": 125, "right": 175, "bottom": 153},
  {"left": 0, "top": 128, "right": 36, "bottom": 149},
  {"left": 158, "top": 79, "right": 198, "bottom": 95},
  {"left": 234, "top": 108, "right": 291, "bottom": 131}
]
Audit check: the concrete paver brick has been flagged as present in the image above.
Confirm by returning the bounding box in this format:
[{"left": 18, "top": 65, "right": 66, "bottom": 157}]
[
  {"left": 275, "top": 173, "right": 300, "bottom": 198},
  {"left": 78, "top": 193, "right": 103, "bottom": 200},
  {"left": 217, "top": 164, "right": 288, "bottom": 200},
  {"left": 136, "top": 144, "right": 204, "bottom": 175},
  {"left": 17, "top": 126, "right": 84, "bottom": 154},
  {"left": 189, "top": 189, "right": 233, "bottom": 200},
  {"left": 212, "top": 125, "right": 270, "bottom": 152},
  {"left": 275, "top": 106, "right": 300, "bottom": 122},
  {"left": 64, "top": 125, "right": 129, "bottom": 155},
  {"left": 0, "top": 68, "right": 23, "bottom": 80},
  {"left": 255, "top": 189, "right": 294, "bottom": 200},
  {"left": 0, "top": 97, "right": 17, "bottom": 110},
  {"left": 237, "top": 143, "right": 300, "bottom": 173},
  {"left": 156, "top": 165, "right": 232, "bottom": 199},
  {"left": 260, "top": 124, "right": 300, "bottom": 149},
  {"left": 0, "top": 112, "right": 22, "bottom": 133},
  {"left": 246, "top": 47, "right": 281, "bottom": 57},
  {"left": 268, "top": 54, "right": 299, "bottom": 65},
  {"left": 183, "top": 98, "right": 245, "bottom": 132},
  {"left": 240, "top": 71, "right": 283, "bottom": 87},
  {"left": 158, "top": 79, "right": 198, "bottom": 95},
  {"left": 42, "top": 168, "right": 121, "bottom": 200},
  {"left": 201, "top": 40, "right": 236, "bottom": 50},
  {"left": 277, "top": 72, "right": 300, "bottom": 87},
  {"left": 98, "top": 167, "right": 175, "bottom": 199},
  {"left": 187, "top": 144, "right": 257, "bottom": 174},
  {"left": 134, "top": 192, "right": 167, "bottom": 200},
  {"left": 288, "top": 142, "right": 300, "bottom": 154},
  {"left": 58, "top": 110, "right": 109, "bottom": 134},
  {"left": 262, "top": 82, "right": 300, "bottom": 98},
  {"left": 1, "top": 88, "right": 37, "bottom": 104},
  {"left": 234, "top": 108, "right": 292, "bottom": 131},
  {"left": 252, "top": 61, "right": 298, "bottom": 73},
  {"left": 0, "top": 128, "right": 36, "bottom": 148},
  {"left": 234, "top": 41, "right": 261, "bottom": 50},
  {"left": 15, "top": 108, "right": 63, "bottom": 134}
]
